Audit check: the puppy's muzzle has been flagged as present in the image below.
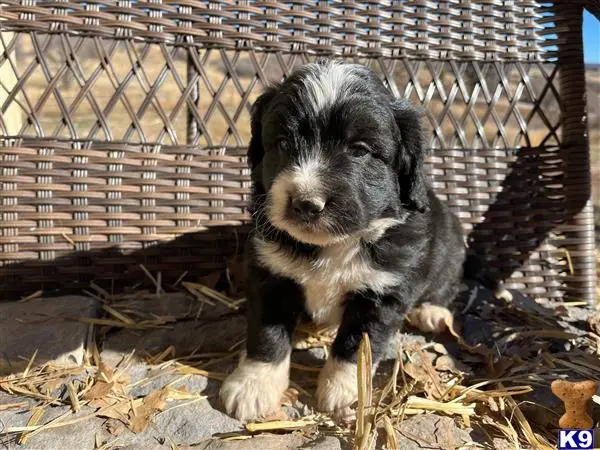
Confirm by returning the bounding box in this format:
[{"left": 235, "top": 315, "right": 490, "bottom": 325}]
[{"left": 291, "top": 197, "right": 325, "bottom": 222}]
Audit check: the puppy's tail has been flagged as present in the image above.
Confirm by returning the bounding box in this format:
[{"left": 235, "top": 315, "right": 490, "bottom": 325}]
[{"left": 462, "top": 253, "right": 501, "bottom": 293}]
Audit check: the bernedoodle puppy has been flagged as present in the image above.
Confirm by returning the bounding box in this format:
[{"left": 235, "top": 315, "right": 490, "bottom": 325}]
[{"left": 220, "top": 60, "right": 470, "bottom": 421}]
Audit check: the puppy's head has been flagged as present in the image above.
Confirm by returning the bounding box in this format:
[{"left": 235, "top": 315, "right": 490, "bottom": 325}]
[{"left": 249, "top": 60, "right": 429, "bottom": 246}]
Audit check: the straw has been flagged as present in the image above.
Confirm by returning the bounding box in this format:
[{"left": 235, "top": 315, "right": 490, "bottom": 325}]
[{"left": 0, "top": 274, "right": 594, "bottom": 449}]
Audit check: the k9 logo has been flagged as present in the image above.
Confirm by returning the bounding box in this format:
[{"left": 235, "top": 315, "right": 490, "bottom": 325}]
[{"left": 558, "top": 429, "right": 594, "bottom": 450}]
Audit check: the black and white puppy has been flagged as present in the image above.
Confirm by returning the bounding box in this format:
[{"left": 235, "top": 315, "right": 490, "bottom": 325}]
[{"left": 220, "top": 60, "right": 466, "bottom": 421}]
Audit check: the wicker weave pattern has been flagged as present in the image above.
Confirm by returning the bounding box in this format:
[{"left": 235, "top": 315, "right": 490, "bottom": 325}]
[
  {"left": 0, "top": 41, "right": 562, "bottom": 147},
  {"left": 0, "top": 0, "right": 546, "bottom": 61},
  {"left": 0, "top": 1, "right": 596, "bottom": 303}
]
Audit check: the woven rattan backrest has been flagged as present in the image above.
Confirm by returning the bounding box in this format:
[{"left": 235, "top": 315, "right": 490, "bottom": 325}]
[{"left": 0, "top": 1, "right": 596, "bottom": 303}]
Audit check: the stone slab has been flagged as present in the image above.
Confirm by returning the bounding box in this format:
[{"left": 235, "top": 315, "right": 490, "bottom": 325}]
[
  {"left": 101, "top": 314, "right": 246, "bottom": 364},
  {"left": 0, "top": 296, "right": 97, "bottom": 375}
]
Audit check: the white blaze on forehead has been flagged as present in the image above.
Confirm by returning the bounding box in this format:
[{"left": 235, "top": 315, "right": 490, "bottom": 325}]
[{"left": 303, "top": 61, "right": 360, "bottom": 113}]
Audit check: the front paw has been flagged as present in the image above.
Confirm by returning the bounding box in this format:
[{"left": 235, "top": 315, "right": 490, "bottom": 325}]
[
  {"left": 316, "top": 358, "right": 358, "bottom": 421},
  {"left": 408, "top": 302, "right": 453, "bottom": 333},
  {"left": 220, "top": 356, "right": 290, "bottom": 421}
]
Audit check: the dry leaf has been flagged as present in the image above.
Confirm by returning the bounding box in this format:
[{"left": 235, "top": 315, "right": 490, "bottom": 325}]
[
  {"left": 281, "top": 388, "right": 300, "bottom": 406},
  {"left": 403, "top": 362, "right": 429, "bottom": 385},
  {"left": 84, "top": 359, "right": 130, "bottom": 403},
  {"left": 418, "top": 351, "right": 445, "bottom": 400},
  {"left": 128, "top": 389, "right": 168, "bottom": 433},
  {"left": 97, "top": 400, "right": 133, "bottom": 421},
  {"left": 83, "top": 381, "right": 114, "bottom": 400}
]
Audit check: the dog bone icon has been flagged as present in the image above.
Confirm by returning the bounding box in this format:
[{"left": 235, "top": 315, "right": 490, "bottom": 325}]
[{"left": 551, "top": 379, "right": 598, "bottom": 429}]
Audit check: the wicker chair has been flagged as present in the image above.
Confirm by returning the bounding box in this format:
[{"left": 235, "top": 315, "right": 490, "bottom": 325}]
[{"left": 0, "top": 1, "right": 597, "bottom": 304}]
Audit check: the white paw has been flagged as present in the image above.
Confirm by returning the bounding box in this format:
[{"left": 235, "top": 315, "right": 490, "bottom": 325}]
[
  {"left": 408, "top": 303, "right": 453, "bottom": 333},
  {"left": 316, "top": 358, "right": 358, "bottom": 421},
  {"left": 220, "top": 354, "right": 290, "bottom": 421}
]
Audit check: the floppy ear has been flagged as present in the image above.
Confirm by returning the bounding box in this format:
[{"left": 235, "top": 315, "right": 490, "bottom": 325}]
[
  {"left": 247, "top": 86, "right": 278, "bottom": 172},
  {"left": 391, "top": 98, "right": 430, "bottom": 212}
]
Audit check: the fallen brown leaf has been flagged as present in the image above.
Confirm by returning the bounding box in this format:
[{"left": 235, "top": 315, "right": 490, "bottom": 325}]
[
  {"left": 403, "top": 362, "right": 429, "bottom": 385},
  {"left": 418, "top": 350, "right": 445, "bottom": 400},
  {"left": 83, "top": 381, "right": 114, "bottom": 400},
  {"left": 128, "top": 389, "right": 168, "bottom": 433},
  {"left": 96, "top": 400, "right": 133, "bottom": 421}
]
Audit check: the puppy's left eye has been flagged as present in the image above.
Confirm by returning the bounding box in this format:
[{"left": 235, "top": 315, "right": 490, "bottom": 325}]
[
  {"left": 348, "top": 142, "right": 371, "bottom": 158},
  {"left": 275, "top": 139, "right": 290, "bottom": 154}
]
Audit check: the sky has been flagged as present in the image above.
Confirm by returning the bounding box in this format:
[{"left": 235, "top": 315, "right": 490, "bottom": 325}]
[{"left": 584, "top": 9, "right": 600, "bottom": 64}]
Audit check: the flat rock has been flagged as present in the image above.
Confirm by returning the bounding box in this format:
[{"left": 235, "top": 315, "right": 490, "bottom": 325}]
[
  {"left": 1, "top": 405, "right": 104, "bottom": 450},
  {"left": 102, "top": 313, "right": 246, "bottom": 365},
  {"left": 0, "top": 296, "right": 97, "bottom": 375},
  {"left": 152, "top": 399, "right": 241, "bottom": 443},
  {"left": 111, "top": 293, "right": 233, "bottom": 321},
  {"left": 91, "top": 398, "right": 242, "bottom": 449},
  {"left": 391, "top": 415, "right": 472, "bottom": 450},
  {"left": 0, "top": 391, "right": 33, "bottom": 409}
]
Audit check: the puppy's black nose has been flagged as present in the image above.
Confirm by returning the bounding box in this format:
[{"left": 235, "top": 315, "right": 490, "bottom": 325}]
[{"left": 291, "top": 198, "right": 325, "bottom": 221}]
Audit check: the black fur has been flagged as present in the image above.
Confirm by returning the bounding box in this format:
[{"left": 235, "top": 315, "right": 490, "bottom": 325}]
[{"left": 244, "top": 60, "right": 467, "bottom": 378}]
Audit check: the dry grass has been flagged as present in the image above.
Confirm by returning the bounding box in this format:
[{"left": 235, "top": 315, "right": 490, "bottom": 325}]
[{"left": 1, "top": 274, "right": 598, "bottom": 449}]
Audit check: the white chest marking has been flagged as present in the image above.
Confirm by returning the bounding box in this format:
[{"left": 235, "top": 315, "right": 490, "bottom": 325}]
[{"left": 254, "top": 221, "right": 401, "bottom": 325}]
